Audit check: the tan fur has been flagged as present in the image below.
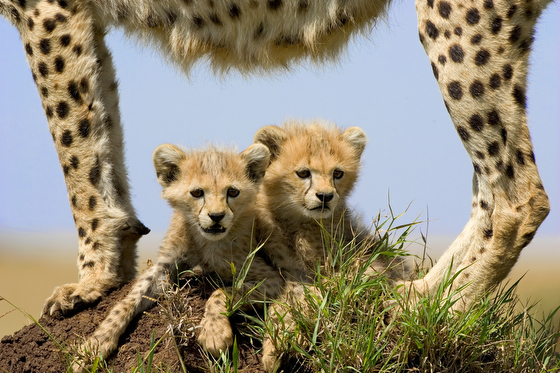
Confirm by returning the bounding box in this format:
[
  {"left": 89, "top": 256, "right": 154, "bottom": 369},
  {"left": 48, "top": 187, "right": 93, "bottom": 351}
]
[
  {"left": 0, "top": 0, "right": 553, "bottom": 348},
  {"left": 253, "top": 120, "right": 403, "bottom": 370},
  {"left": 72, "top": 143, "right": 284, "bottom": 370}
]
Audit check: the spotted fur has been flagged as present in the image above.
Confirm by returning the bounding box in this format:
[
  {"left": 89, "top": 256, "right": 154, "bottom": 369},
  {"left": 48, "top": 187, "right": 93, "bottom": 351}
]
[
  {"left": 72, "top": 143, "right": 284, "bottom": 370},
  {"left": 0, "top": 0, "right": 552, "bottom": 340}
]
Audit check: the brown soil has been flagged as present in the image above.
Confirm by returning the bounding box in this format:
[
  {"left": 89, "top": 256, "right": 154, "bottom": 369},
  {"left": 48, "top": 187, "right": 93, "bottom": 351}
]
[{"left": 0, "top": 280, "right": 270, "bottom": 373}]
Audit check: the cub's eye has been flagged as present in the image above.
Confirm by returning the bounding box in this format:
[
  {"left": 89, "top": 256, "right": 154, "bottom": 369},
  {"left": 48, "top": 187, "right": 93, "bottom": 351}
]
[
  {"left": 333, "top": 169, "right": 344, "bottom": 179},
  {"left": 190, "top": 189, "right": 204, "bottom": 198},
  {"left": 227, "top": 188, "right": 240, "bottom": 198},
  {"left": 296, "top": 169, "right": 311, "bottom": 179}
]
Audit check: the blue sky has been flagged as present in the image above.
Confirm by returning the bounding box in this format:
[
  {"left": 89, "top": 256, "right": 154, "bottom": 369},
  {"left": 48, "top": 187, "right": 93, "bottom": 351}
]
[{"left": 0, "top": 3, "right": 558, "bottom": 244}]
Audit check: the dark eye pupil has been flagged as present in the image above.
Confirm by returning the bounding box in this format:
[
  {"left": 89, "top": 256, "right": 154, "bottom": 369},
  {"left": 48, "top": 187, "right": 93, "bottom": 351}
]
[
  {"left": 228, "top": 188, "right": 239, "bottom": 197},
  {"left": 296, "top": 170, "right": 310, "bottom": 178},
  {"left": 334, "top": 170, "right": 344, "bottom": 179},
  {"left": 191, "top": 189, "right": 203, "bottom": 197}
]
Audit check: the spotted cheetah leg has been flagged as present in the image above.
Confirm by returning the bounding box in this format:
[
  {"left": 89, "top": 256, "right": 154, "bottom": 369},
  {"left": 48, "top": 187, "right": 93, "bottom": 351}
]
[
  {"left": 403, "top": 0, "right": 551, "bottom": 309},
  {"left": 1, "top": 1, "right": 149, "bottom": 316}
]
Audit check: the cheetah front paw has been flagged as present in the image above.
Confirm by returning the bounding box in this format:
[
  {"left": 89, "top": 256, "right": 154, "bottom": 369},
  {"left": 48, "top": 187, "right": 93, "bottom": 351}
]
[
  {"left": 70, "top": 336, "right": 116, "bottom": 373},
  {"left": 197, "top": 314, "right": 233, "bottom": 357},
  {"left": 41, "top": 283, "right": 104, "bottom": 317}
]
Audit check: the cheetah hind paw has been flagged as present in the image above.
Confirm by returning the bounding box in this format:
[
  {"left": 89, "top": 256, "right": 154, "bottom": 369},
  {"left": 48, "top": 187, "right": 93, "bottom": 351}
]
[
  {"left": 197, "top": 315, "right": 234, "bottom": 357},
  {"left": 41, "top": 283, "right": 103, "bottom": 317}
]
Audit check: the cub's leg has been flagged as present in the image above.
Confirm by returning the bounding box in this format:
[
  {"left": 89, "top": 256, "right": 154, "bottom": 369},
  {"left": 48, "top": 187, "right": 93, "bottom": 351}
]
[
  {"left": 72, "top": 234, "right": 185, "bottom": 370},
  {"left": 1, "top": 1, "right": 149, "bottom": 315},
  {"left": 198, "top": 259, "right": 284, "bottom": 357}
]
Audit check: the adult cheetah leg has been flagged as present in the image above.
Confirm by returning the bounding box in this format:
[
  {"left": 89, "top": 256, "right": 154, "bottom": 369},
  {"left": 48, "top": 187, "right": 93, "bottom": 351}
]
[
  {"left": 1, "top": 1, "right": 149, "bottom": 316},
  {"left": 404, "top": 0, "right": 551, "bottom": 309}
]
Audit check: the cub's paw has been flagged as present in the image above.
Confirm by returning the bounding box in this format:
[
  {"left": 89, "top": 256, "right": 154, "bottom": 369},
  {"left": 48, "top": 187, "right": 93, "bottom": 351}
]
[
  {"left": 41, "top": 283, "right": 103, "bottom": 317},
  {"left": 197, "top": 314, "right": 233, "bottom": 357},
  {"left": 261, "top": 337, "right": 281, "bottom": 372}
]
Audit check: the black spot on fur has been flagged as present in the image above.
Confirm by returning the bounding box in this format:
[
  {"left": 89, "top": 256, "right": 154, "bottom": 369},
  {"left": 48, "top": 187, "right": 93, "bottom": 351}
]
[
  {"left": 268, "top": 0, "right": 283, "bottom": 10},
  {"left": 480, "top": 200, "right": 489, "bottom": 209},
  {"left": 449, "top": 44, "right": 464, "bottom": 63},
  {"left": 503, "top": 64, "right": 513, "bottom": 80},
  {"left": 25, "top": 43, "right": 33, "bottom": 56},
  {"left": 38, "top": 62, "right": 48, "bottom": 77},
  {"left": 71, "top": 195, "right": 77, "bottom": 206},
  {"left": 209, "top": 13, "right": 222, "bottom": 25},
  {"left": 509, "top": 25, "right": 522, "bottom": 44},
  {"left": 229, "top": 4, "right": 241, "bottom": 18},
  {"left": 439, "top": 1, "right": 451, "bottom": 18},
  {"left": 89, "top": 197, "right": 97, "bottom": 210},
  {"left": 43, "top": 18, "right": 56, "bottom": 32},
  {"left": 487, "top": 110, "right": 501, "bottom": 125},
  {"left": 457, "top": 126, "right": 470, "bottom": 141},
  {"left": 490, "top": 74, "right": 501, "bottom": 89},
  {"left": 469, "top": 114, "right": 484, "bottom": 131},
  {"left": 426, "top": 21, "right": 439, "bottom": 40},
  {"left": 473, "top": 163, "right": 482, "bottom": 175},
  {"left": 516, "top": 150, "right": 525, "bottom": 165},
  {"left": 298, "top": 0, "right": 309, "bottom": 12},
  {"left": 78, "top": 119, "right": 90, "bottom": 137},
  {"left": 27, "top": 17, "right": 34, "bottom": 30},
  {"left": 46, "top": 106, "right": 53, "bottom": 118},
  {"left": 431, "top": 62, "right": 439, "bottom": 80},
  {"left": 513, "top": 85, "right": 526, "bottom": 108},
  {"left": 438, "top": 55, "right": 447, "bottom": 64},
  {"left": 501, "top": 128, "right": 508, "bottom": 144},
  {"left": 448, "top": 81, "right": 463, "bottom": 100},
  {"left": 41, "top": 86, "right": 48, "bottom": 97},
  {"left": 90, "top": 162, "right": 101, "bottom": 186},
  {"left": 55, "top": 13, "right": 66, "bottom": 22},
  {"left": 57, "top": 101, "right": 69, "bottom": 118},
  {"left": 496, "top": 160, "right": 504, "bottom": 172},
  {"left": 73, "top": 45, "right": 82, "bottom": 56},
  {"left": 79, "top": 78, "right": 89, "bottom": 93},
  {"left": 506, "top": 164, "right": 515, "bottom": 178},
  {"left": 484, "top": 0, "right": 493, "bottom": 9},
  {"left": 192, "top": 15, "right": 204, "bottom": 28},
  {"left": 484, "top": 229, "right": 493, "bottom": 239},
  {"left": 475, "top": 151, "right": 485, "bottom": 159},
  {"left": 507, "top": 5, "right": 517, "bottom": 18},
  {"left": 58, "top": 0, "right": 68, "bottom": 8},
  {"left": 466, "top": 8, "right": 480, "bottom": 25},
  {"left": 488, "top": 142, "right": 499, "bottom": 156},
  {"left": 491, "top": 17, "right": 502, "bottom": 34},
  {"left": 475, "top": 49, "right": 490, "bottom": 66},
  {"left": 454, "top": 27, "right": 462, "bottom": 36},
  {"left": 68, "top": 81, "right": 81, "bottom": 102},
  {"left": 55, "top": 56, "right": 65, "bottom": 73},
  {"left": 39, "top": 39, "right": 51, "bottom": 54},
  {"left": 82, "top": 261, "right": 95, "bottom": 269},
  {"left": 78, "top": 227, "right": 86, "bottom": 238},
  {"left": 60, "top": 34, "right": 71, "bottom": 46},
  {"left": 470, "top": 34, "right": 482, "bottom": 45},
  {"left": 470, "top": 80, "right": 485, "bottom": 98},
  {"left": 61, "top": 130, "right": 73, "bottom": 147},
  {"left": 71, "top": 156, "right": 79, "bottom": 169}
]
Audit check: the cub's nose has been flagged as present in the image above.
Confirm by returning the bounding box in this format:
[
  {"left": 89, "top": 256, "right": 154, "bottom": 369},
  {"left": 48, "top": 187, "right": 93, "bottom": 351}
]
[
  {"left": 316, "top": 193, "right": 334, "bottom": 203},
  {"left": 209, "top": 213, "right": 225, "bottom": 223}
]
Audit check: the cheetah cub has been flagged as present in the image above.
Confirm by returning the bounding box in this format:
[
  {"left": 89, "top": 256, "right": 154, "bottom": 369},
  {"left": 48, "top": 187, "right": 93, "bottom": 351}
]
[
  {"left": 254, "top": 119, "right": 403, "bottom": 370},
  {"left": 73, "top": 143, "right": 284, "bottom": 370}
]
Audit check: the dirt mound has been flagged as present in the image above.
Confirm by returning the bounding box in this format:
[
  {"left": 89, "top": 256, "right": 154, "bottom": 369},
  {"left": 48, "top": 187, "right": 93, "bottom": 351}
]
[{"left": 0, "top": 281, "right": 267, "bottom": 373}]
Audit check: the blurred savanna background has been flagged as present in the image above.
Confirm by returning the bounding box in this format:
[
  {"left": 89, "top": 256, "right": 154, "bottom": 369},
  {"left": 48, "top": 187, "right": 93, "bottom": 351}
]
[{"left": 1, "top": 0, "right": 559, "bottom": 353}]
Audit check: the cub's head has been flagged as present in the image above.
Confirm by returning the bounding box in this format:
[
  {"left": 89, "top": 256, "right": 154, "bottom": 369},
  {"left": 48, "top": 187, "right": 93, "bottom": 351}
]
[
  {"left": 255, "top": 119, "right": 367, "bottom": 221},
  {"left": 153, "top": 143, "right": 270, "bottom": 241}
]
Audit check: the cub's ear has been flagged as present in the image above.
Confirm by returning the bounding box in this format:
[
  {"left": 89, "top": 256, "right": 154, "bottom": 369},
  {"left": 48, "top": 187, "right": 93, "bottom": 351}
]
[
  {"left": 241, "top": 144, "right": 270, "bottom": 183},
  {"left": 153, "top": 144, "right": 186, "bottom": 187},
  {"left": 253, "top": 125, "right": 287, "bottom": 162},
  {"left": 342, "top": 127, "right": 367, "bottom": 158}
]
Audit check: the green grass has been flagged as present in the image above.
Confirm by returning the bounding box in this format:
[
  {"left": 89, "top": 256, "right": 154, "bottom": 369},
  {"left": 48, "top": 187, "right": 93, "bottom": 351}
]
[{"left": 2, "top": 213, "right": 559, "bottom": 372}]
